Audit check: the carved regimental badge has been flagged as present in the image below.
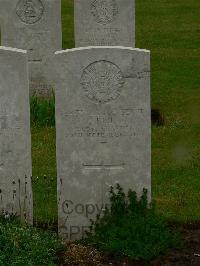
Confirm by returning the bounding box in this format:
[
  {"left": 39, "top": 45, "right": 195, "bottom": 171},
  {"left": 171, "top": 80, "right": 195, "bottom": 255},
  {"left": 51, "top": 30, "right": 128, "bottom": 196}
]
[
  {"left": 81, "top": 61, "right": 125, "bottom": 104},
  {"left": 90, "top": 0, "right": 118, "bottom": 25},
  {"left": 16, "top": 0, "right": 44, "bottom": 24}
]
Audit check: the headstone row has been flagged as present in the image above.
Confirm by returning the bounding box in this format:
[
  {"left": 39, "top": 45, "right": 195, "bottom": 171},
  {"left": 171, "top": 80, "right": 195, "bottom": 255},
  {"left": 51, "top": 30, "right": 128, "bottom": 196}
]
[
  {"left": 0, "top": 0, "right": 151, "bottom": 242},
  {"left": 0, "top": 0, "right": 135, "bottom": 95}
]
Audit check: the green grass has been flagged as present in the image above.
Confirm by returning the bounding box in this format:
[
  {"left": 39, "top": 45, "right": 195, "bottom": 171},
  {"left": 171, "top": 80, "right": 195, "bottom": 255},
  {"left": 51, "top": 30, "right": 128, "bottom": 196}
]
[
  {"left": 32, "top": 127, "right": 57, "bottom": 224},
  {"left": 32, "top": 0, "right": 200, "bottom": 223},
  {"left": 62, "top": 0, "right": 74, "bottom": 49},
  {"left": 31, "top": 94, "right": 55, "bottom": 127},
  {"left": 0, "top": 217, "right": 62, "bottom": 265}
]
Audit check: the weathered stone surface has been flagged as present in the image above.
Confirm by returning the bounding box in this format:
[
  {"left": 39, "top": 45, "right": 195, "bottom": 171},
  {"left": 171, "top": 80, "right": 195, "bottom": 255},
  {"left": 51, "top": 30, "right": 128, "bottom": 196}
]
[
  {"left": 55, "top": 47, "right": 151, "bottom": 240},
  {"left": 75, "top": 0, "right": 135, "bottom": 47},
  {"left": 0, "top": 46, "right": 32, "bottom": 224},
  {"left": 0, "top": 0, "right": 62, "bottom": 96}
]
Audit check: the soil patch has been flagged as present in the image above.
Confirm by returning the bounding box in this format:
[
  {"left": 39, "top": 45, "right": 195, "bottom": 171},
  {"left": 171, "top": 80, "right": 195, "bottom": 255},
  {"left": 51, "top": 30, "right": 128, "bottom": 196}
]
[{"left": 58, "top": 223, "right": 200, "bottom": 265}]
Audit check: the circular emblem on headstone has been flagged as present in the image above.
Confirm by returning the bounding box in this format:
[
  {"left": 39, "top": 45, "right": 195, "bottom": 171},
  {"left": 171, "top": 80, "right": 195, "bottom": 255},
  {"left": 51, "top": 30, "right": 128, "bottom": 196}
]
[
  {"left": 81, "top": 61, "right": 124, "bottom": 104},
  {"left": 16, "top": 0, "right": 44, "bottom": 24},
  {"left": 90, "top": 0, "right": 118, "bottom": 25}
]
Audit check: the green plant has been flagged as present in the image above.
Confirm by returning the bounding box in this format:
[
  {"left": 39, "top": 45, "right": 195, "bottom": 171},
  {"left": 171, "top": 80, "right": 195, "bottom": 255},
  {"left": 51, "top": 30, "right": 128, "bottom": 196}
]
[
  {"left": 83, "top": 184, "right": 182, "bottom": 261},
  {"left": 30, "top": 94, "right": 55, "bottom": 128},
  {"left": 0, "top": 217, "right": 63, "bottom": 265}
]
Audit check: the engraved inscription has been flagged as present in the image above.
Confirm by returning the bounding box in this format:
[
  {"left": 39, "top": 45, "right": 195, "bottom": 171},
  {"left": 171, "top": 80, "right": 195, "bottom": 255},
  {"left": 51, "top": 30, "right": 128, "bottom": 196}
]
[
  {"left": 30, "top": 79, "right": 52, "bottom": 94},
  {"left": 90, "top": 0, "right": 118, "bottom": 25},
  {"left": 63, "top": 108, "right": 144, "bottom": 142},
  {"left": 81, "top": 61, "right": 124, "bottom": 104},
  {"left": 79, "top": 27, "right": 121, "bottom": 46},
  {"left": 27, "top": 34, "right": 45, "bottom": 62},
  {"left": 0, "top": 115, "right": 23, "bottom": 130},
  {"left": 16, "top": 0, "right": 44, "bottom": 24}
]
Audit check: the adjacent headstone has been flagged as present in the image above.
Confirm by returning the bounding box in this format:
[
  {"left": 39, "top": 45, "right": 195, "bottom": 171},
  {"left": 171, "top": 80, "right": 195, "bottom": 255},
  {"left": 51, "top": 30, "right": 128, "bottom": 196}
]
[
  {"left": 75, "top": 0, "right": 135, "bottom": 47},
  {"left": 0, "top": 46, "right": 32, "bottom": 224},
  {"left": 0, "top": 0, "right": 62, "bottom": 96},
  {"left": 55, "top": 47, "right": 151, "bottom": 240}
]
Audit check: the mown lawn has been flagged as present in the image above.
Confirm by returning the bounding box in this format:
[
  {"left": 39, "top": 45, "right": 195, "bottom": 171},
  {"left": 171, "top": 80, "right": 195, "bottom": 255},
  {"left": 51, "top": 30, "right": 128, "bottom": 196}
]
[{"left": 32, "top": 0, "right": 200, "bottom": 223}]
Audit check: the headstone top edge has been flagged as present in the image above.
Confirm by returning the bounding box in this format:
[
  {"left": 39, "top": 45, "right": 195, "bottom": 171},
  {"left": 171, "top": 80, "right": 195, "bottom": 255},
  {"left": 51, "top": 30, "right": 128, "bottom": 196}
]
[
  {"left": 0, "top": 46, "right": 27, "bottom": 54},
  {"left": 55, "top": 46, "right": 150, "bottom": 55}
]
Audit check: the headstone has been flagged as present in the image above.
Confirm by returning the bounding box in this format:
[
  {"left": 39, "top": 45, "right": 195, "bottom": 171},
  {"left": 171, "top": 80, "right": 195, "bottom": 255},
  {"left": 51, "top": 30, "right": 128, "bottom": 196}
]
[
  {"left": 55, "top": 47, "right": 151, "bottom": 240},
  {"left": 75, "top": 0, "right": 135, "bottom": 47},
  {"left": 0, "top": 0, "right": 62, "bottom": 96},
  {"left": 0, "top": 46, "right": 32, "bottom": 224}
]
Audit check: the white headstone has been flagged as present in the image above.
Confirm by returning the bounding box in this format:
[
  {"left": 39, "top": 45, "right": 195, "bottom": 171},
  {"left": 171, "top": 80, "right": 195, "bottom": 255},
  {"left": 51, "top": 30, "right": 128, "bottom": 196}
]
[
  {"left": 0, "top": 0, "right": 62, "bottom": 96},
  {"left": 0, "top": 46, "right": 32, "bottom": 224},
  {"left": 55, "top": 47, "right": 151, "bottom": 240},
  {"left": 75, "top": 0, "right": 135, "bottom": 47}
]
